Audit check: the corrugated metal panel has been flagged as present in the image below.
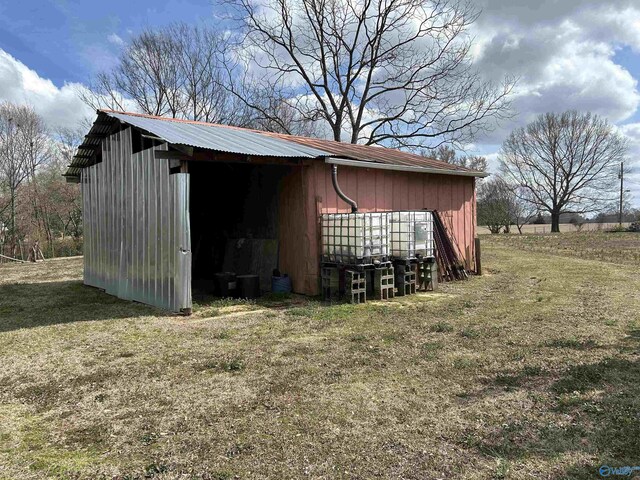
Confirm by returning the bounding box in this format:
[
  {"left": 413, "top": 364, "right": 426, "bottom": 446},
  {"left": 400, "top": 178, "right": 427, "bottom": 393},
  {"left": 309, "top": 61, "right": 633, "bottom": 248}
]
[
  {"left": 261, "top": 131, "right": 480, "bottom": 172},
  {"left": 81, "top": 127, "right": 191, "bottom": 312},
  {"left": 104, "top": 111, "right": 331, "bottom": 158},
  {"left": 66, "top": 110, "right": 486, "bottom": 180},
  {"left": 108, "top": 109, "right": 483, "bottom": 174}
]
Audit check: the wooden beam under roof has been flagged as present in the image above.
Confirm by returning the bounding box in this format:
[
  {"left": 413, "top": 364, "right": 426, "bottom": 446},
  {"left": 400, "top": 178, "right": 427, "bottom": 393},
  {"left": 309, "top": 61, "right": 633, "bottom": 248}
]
[{"left": 154, "top": 150, "right": 193, "bottom": 161}]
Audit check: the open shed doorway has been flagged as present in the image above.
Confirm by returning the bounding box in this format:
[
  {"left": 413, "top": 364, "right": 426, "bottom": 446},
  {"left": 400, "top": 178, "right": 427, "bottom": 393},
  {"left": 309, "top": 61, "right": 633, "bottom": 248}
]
[{"left": 189, "top": 161, "right": 292, "bottom": 297}]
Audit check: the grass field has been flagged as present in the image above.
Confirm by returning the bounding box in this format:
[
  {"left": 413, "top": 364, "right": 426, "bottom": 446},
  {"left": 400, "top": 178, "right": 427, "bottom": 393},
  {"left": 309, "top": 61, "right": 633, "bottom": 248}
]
[
  {"left": 483, "top": 231, "right": 640, "bottom": 267},
  {"left": 476, "top": 222, "right": 631, "bottom": 235},
  {"left": 0, "top": 233, "right": 638, "bottom": 479}
]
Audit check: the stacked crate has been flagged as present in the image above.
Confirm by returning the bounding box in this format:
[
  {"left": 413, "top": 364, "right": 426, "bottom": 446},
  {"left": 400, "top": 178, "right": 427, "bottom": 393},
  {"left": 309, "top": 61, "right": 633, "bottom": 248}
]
[
  {"left": 417, "top": 258, "right": 437, "bottom": 292},
  {"left": 320, "top": 211, "right": 436, "bottom": 303},
  {"left": 321, "top": 266, "right": 340, "bottom": 301},
  {"left": 394, "top": 263, "right": 416, "bottom": 296}
]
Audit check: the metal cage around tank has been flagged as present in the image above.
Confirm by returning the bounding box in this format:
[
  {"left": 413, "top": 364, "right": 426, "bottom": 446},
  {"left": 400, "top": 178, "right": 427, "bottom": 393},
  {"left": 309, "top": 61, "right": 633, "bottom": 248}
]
[
  {"left": 321, "top": 212, "right": 389, "bottom": 265},
  {"left": 388, "top": 211, "right": 435, "bottom": 260}
]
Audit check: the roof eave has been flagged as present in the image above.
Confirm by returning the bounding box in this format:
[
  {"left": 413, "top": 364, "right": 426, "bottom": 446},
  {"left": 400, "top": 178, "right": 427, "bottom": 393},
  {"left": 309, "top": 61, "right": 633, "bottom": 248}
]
[{"left": 325, "top": 157, "right": 490, "bottom": 178}]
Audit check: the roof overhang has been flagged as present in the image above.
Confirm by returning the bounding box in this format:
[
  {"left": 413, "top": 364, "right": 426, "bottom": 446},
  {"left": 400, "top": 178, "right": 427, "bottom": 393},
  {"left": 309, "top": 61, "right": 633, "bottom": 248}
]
[
  {"left": 325, "top": 157, "right": 490, "bottom": 178},
  {"left": 65, "top": 110, "right": 489, "bottom": 181}
]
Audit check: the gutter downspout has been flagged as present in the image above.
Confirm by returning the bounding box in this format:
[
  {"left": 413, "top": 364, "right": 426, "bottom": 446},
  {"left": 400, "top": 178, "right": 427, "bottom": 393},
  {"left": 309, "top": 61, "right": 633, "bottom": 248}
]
[{"left": 331, "top": 164, "right": 358, "bottom": 213}]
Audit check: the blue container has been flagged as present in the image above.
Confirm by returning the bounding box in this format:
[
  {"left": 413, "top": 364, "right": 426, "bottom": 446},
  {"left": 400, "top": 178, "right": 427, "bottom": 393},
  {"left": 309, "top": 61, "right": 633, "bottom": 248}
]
[{"left": 271, "top": 274, "right": 292, "bottom": 293}]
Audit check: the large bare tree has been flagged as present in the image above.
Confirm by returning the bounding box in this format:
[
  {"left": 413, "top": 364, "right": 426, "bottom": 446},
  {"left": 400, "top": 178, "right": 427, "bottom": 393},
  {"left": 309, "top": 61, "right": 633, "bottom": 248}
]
[
  {"left": 80, "top": 23, "right": 252, "bottom": 125},
  {"left": 500, "top": 111, "right": 627, "bottom": 233},
  {"left": 228, "top": 0, "right": 514, "bottom": 147}
]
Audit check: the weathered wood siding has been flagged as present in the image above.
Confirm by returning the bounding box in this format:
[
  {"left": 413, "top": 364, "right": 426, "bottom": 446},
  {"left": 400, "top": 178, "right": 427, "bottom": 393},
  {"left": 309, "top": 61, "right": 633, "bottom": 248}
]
[{"left": 279, "top": 162, "right": 476, "bottom": 295}]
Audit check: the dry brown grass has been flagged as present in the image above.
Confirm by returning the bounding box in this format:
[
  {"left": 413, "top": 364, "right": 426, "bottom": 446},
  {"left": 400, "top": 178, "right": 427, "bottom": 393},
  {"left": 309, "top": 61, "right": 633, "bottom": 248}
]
[
  {"left": 0, "top": 236, "right": 638, "bottom": 479},
  {"left": 483, "top": 231, "right": 640, "bottom": 267}
]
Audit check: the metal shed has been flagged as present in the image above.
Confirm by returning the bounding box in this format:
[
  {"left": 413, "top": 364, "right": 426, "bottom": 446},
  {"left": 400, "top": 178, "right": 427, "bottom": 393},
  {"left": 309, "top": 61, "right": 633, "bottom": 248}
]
[{"left": 65, "top": 110, "right": 487, "bottom": 312}]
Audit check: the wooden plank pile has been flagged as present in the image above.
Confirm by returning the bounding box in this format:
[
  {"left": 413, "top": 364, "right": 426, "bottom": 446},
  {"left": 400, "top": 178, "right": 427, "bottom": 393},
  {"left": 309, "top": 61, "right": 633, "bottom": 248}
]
[{"left": 433, "top": 210, "right": 469, "bottom": 282}]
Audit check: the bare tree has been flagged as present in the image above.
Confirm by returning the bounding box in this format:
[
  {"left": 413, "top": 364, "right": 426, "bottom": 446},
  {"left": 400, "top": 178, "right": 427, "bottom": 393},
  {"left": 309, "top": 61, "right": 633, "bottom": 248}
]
[
  {"left": 434, "top": 145, "right": 457, "bottom": 164},
  {"left": 50, "top": 128, "right": 84, "bottom": 240},
  {"left": 432, "top": 145, "right": 487, "bottom": 171},
  {"left": 229, "top": 0, "right": 514, "bottom": 147},
  {"left": 508, "top": 186, "right": 536, "bottom": 234},
  {"left": 79, "top": 23, "right": 252, "bottom": 125},
  {"left": 0, "top": 103, "right": 52, "bottom": 255},
  {"left": 477, "top": 177, "right": 513, "bottom": 234},
  {"left": 500, "top": 111, "right": 627, "bottom": 233}
]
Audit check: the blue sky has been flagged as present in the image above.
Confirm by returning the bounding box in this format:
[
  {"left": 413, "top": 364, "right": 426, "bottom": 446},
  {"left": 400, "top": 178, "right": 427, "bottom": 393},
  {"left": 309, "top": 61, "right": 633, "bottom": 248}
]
[
  {"left": 0, "top": 0, "right": 218, "bottom": 84},
  {"left": 1, "top": 0, "right": 640, "bottom": 206}
]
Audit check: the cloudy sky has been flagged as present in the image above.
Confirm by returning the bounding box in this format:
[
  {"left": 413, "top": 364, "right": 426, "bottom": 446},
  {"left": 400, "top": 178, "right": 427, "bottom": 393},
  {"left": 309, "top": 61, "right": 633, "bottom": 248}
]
[{"left": 1, "top": 0, "right": 640, "bottom": 205}]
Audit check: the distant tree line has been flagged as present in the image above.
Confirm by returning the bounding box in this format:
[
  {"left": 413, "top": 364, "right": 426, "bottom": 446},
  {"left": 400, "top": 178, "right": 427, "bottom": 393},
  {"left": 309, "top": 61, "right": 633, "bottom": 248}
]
[{"left": 0, "top": 103, "right": 82, "bottom": 260}]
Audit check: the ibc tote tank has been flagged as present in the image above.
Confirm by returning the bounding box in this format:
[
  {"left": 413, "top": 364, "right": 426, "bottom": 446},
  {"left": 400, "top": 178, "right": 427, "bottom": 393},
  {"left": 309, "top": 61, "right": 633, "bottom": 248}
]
[
  {"left": 389, "top": 211, "right": 434, "bottom": 260},
  {"left": 321, "top": 212, "right": 389, "bottom": 265}
]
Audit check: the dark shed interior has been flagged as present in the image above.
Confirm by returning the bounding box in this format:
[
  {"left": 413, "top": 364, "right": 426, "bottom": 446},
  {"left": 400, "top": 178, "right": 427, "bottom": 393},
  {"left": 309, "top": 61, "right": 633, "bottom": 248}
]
[{"left": 189, "top": 161, "right": 291, "bottom": 295}]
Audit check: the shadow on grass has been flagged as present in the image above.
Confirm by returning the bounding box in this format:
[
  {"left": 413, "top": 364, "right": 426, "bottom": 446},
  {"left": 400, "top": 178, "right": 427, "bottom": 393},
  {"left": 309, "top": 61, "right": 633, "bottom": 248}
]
[
  {"left": 0, "top": 280, "right": 161, "bottom": 333},
  {"left": 468, "top": 331, "right": 640, "bottom": 479}
]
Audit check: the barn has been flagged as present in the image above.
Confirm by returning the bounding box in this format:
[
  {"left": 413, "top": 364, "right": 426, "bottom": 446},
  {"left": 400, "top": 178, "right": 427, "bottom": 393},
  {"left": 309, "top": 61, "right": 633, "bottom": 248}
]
[{"left": 64, "top": 110, "right": 487, "bottom": 313}]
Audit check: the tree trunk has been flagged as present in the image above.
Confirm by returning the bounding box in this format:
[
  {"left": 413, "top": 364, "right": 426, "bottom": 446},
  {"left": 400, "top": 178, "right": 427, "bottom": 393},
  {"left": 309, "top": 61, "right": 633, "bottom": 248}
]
[
  {"left": 551, "top": 211, "right": 561, "bottom": 233},
  {"left": 10, "top": 191, "right": 16, "bottom": 242}
]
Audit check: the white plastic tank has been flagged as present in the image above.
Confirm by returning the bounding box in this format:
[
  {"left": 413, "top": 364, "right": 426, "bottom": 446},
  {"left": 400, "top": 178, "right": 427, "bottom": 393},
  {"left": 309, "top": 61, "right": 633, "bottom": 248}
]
[
  {"left": 321, "top": 212, "right": 389, "bottom": 264},
  {"left": 389, "top": 211, "right": 434, "bottom": 259}
]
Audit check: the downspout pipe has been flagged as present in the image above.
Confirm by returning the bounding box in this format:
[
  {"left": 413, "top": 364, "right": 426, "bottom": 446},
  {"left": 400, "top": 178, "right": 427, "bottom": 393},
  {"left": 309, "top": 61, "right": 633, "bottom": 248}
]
[{"left": 331, "top": 164, "right": 358, "bottom": 213}]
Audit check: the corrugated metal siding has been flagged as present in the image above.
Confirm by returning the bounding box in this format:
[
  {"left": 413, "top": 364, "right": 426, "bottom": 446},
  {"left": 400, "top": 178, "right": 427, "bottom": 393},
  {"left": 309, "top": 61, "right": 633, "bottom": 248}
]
[
  {"left": 105, "top": 111, "right": 330, "bottom": 158},
  {"left": 294, "top": 162, "right": 475, "bottom": 295},
  {"left": 81, "top": 128, "right": 191, "bottom": 312}
]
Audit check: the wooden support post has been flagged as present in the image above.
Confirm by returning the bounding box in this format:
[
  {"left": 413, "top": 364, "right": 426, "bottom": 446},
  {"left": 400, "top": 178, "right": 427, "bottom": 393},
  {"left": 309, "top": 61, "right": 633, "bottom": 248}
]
[{"left": 475, "top": 237, "right": 482, "bottom": 275}]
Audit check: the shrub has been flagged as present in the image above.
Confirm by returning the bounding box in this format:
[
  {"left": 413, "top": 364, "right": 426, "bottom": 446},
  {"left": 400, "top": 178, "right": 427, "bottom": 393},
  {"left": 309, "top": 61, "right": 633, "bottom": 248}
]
[{"left": 43, "top": 237, "right": 83, "bottom": 258}]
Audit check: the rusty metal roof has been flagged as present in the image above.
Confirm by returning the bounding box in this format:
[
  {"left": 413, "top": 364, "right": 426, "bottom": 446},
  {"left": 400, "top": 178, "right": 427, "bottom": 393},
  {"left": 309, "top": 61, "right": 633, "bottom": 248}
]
[
  {"left": 259, "top": 131, "right": 477, "bottom": 173},
  {"left": 65, "top": 110, "right": 486, "bottom": 179}
]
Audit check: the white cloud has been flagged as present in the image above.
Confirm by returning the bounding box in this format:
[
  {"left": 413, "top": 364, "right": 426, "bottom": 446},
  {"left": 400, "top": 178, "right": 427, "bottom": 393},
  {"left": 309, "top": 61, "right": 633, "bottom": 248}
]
[
  {"left": 465, "top": 0, "right": 640, "bottom": 206},
  {"left": 107, "top": 33, "right": 124, "bottom": 47},
  {"left": 470, "top": 0, "right": 640, "bottom": 146},
  {"left": 0, "top": 49, "right": 94, "bottom": 131}
]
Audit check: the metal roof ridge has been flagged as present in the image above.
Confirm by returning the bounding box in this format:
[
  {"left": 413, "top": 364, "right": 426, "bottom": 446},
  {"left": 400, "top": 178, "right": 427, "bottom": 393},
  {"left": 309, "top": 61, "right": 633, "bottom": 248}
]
[{"left": 94, "top": 110, "right": 485, "bottom": 177}]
